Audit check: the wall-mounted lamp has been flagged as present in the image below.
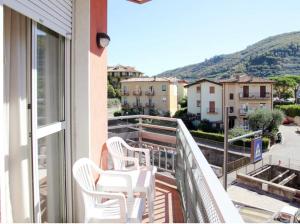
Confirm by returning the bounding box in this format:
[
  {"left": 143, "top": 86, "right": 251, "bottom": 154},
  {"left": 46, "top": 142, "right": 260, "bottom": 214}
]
[{"left": 96, "top": 32, "right": 110, "bottom": 48}]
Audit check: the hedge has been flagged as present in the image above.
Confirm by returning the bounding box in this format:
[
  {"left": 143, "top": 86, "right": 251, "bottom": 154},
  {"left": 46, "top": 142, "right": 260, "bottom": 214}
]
[
  {"left": 190, "top": 130, "right": 270, "bottom": 150},
  {"left": 275, "top": 104, "right": 300, "bottom": 117},
  {"left": 273, "top": 101, "right": 294, "bottom": 107}
]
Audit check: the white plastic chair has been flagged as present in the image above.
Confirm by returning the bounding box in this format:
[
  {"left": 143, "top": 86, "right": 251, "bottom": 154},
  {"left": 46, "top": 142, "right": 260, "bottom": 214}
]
[
  {"left": 106, "top": 137, "right": 157, "bottom": 221},
  {"left": 73, "top": 158, "right": 145, "bottom": 223},
  {"left": 106, "top": 136, "right": 157, "bottom": 175}
]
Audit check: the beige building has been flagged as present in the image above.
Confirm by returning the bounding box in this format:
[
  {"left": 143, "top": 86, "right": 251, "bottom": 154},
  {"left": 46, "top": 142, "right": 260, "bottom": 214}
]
[
  {"left": 220, "top": 74, "right": 275, "bottom": 129},
  {"left": 108, "top": 64, "right": 143, "bottom": 89},
  {"left": 121, "top": 77, "right": 179, "bottom": 116}
]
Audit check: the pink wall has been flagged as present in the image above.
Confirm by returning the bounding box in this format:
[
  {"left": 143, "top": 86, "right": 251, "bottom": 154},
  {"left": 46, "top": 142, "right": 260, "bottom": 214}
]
[{"left": 89, "top": 0, "right": 108, "bottom": 167}]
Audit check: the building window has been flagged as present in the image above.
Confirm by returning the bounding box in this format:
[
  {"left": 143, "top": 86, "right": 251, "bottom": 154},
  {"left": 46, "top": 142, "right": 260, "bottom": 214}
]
[
  {"left": 260, "top": 86, "right": 266, "bottom": 97},
  {"left": 111, "top": 72, "right": 115, "bottom": 77},
  {"left": 243, "top": 86, "right": 249, "bottom": 97},
  {"left": 162, "top": 85, "right": 167, "bottom": 91},
  {"left": 162, "top": 97, "right": 167, "bottom": 103},
  {"left": 124, "top": 98, "right": 128, "bottom": 104},
  {"left": 209, "top": 86, "right": 215, "bottom": 94},
  {"left": 229, "top": 93, "right": 234, "bottom": 100},
  {"left": 196, "top": 86, "right": 201, "bottom": 93},
  {"left": 197, "top": 100, "right": 201, "bottom": 107},
  {"left": 229, "top": 107, "right": 234, "bottom": 113},
  {"left": 209, "top": 101, "right": 215, "bottom": 113}
]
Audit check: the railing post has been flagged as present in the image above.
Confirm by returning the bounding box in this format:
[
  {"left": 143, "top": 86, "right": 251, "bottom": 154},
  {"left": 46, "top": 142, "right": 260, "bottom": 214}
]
[
  {"left": 223, "top": 107, "right": 229, "bottom": 191},
  {"left": 138, "top": 116, "right": 142, "bottom": 147}
]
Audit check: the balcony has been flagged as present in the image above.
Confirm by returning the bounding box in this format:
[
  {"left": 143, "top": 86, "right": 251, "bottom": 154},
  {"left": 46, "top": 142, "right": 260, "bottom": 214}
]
[
  {"left": 145, "top": 102, "right": 155, "bottom": 108},
  {"left": 121, "top": 90, "right": 130, "bottom": 96},
  {"left": 239, "top": 108, "right": 254, "bottom": 116},
  {"left": 133, "top": 90, "right": 142, "bottom": 96},
  {"left": 239, "top": 92, "right": 271, "bottom": 100},
  {"left": 121, "top": 102, "right": 130, "bottom": 109},
  {"left": 132, "top": 103, "right": 143, "bottom": 108},
  {"left": 145, "top": 90, "right": 155, "bottom": 96},
  {"left": 207, "top": 108, "right": 219, "bottom": 114},
  {"left": 108, "top": 115, "right": 243, "bottom": 223}
]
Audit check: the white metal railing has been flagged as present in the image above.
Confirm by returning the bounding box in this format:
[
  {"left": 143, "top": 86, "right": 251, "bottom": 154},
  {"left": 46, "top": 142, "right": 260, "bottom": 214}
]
[{"left": 108, "top": 115, "right": 243, "bottom": 223}]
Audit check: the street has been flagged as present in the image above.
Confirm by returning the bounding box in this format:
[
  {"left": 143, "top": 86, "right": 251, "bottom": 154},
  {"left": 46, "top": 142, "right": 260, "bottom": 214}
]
[{"left": 265, "top": 124, "right": 300, "bottom": 159}]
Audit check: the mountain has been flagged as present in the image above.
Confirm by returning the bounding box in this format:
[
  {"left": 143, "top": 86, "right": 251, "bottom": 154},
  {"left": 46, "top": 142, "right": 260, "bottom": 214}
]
[{"left": 157, "top": 32, "right": 300, "bottom": 80}]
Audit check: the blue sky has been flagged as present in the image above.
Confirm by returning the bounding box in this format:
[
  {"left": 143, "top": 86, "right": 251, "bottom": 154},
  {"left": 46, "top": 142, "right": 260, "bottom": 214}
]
[{"left": 108, "top": 0, "right": 300, "bottom": 76}]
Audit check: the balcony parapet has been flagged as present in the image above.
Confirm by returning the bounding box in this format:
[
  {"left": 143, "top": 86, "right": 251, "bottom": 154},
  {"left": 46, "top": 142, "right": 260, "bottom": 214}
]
[
  {"left": 239, "top": 92, "right": 271, "bottom": 99},
  {"left": 145, "top": 102, "right": 155, "bottom": 108},
  {"left": 132, "top": 103, "right": 143, "bottom": 108},
  {"left": 133, "top": 90, "right": 142, "bottom": 96},
  {"left": 206, "top": 108, "right": 220, "bottom": 114},
  {"left": 121, "top": 90, "right": 130, "bottom": 96},
  {"left": 145, "top": 90, "right": 155, "bottom": 96}
]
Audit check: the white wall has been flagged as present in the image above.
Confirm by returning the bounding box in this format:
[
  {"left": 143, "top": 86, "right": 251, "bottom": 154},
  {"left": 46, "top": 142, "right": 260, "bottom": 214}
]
[
  {"left": 201, "top": 82, "right": 223, "bottom": 122},
  {"left": 187, "top": 84, "right": 201, "bottom": 115}
]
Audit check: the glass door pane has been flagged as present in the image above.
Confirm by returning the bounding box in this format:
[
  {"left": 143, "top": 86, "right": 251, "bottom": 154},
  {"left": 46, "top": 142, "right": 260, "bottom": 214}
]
[
  {"left": 38, "top": 131, "right": 65, "bottom": 222},
  {"left": 37, "top": 24, "right": 65, "bottom": 127}
]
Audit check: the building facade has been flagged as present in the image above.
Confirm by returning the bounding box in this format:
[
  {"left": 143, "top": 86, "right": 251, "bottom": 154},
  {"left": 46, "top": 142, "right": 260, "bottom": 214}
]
[
  {"left": 121, "top": 77, "right": 179, "bottom": 116},
  {"left": 186, "top": 79, "right": 223, "bottom": 122},
  {"left": 220, "top": 74, "right": 274, "bottom": 129},
  {"left": 0, "top": 0, "right": 150, "bottom": 223},
  {"left": 107, "top": 64, "right": 143, "bottom": 89}
]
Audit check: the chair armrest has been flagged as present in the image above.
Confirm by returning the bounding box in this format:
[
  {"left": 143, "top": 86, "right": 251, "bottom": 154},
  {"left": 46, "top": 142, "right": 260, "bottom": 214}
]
[
  {"left": 84, "top": 190, "right": 127, "bottom": 218},
  {"left": 128, "top": 146, "right": 150, "bottom": 167},
  {"left": 110, "top": 152, "right": 140, "bottom": 169}
]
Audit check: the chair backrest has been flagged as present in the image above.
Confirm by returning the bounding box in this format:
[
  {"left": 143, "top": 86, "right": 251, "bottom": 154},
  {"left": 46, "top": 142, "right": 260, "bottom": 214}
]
[
  {"left": 106, "top": 137, "right": 129, "bottom": 170},
  {"left": 72, "top": 158, "right": 100, "bottom": 209}
]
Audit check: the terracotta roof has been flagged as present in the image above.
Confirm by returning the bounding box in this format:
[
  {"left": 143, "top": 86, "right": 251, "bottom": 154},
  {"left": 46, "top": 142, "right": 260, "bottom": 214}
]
[
  {"left": 220, "top": 74, "right": 275, "bottom": 83},
  {"left": 108, "top": 64, "right": 143, "bottom": 74},
  {"left": 185, "top": 78, "right": 221, "bottom": 88},
  {"left": 121, "top": 77, "right": 185, "bottom": 83}
]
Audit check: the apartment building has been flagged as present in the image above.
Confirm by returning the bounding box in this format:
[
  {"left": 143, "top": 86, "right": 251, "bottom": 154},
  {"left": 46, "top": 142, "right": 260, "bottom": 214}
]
[
  {"left": 108, "top": 64, "right": 143, "bottom": 89},
  {"left": 121, "top": 77, "right": 179, "bottom": 116},
  {"left": 220, "top": 74, "right": 275, "bottom": 129},
  {"left": 177, "top": 79, "right": 188, "bottom": 102},
  {"left": 186, "top": 79, "right": 223, "bottom": 123}
]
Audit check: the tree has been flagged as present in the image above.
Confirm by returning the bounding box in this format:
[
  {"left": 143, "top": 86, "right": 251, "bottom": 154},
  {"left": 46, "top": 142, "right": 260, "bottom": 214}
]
[
  {"left": 107, "top": 84, "right": 116, "bottom": 98},
  {"left": 270, "top": 76, "right": 298, "bottom": 99},
  {"left": 178, "top": 97, "right": 187, "bottom": 108},
  {"left": 284, "top": 75, "right": 300, "bottom": 103},
  {"left": 248, "top": 109, "right": 284, "bottom": 133}
]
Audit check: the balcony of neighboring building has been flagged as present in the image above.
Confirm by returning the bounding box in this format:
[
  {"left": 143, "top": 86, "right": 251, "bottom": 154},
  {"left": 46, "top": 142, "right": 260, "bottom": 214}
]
[
  {"left": 121, "top": 89, "right": 130, "bottom": 96},
  {"left": 132, "top": 102, "right": 143, "bottom": 108},
  {"left": 239, "top": 92, "right": 271, "bottom": 100},
  {"left": 145, "top": 90, "right": 155, "bottom": 96},
  {"left": 108, "top": 115, "right": 244, "bottom": 223},
  {"left": 121, "top": 102, "right": 131, "bottom": 109},
  {"left": 207, "top": 107, "right": 220, "bottom": 114},
  {"left": 145, "top": 102, "right": 155, "bottom": 108},
  {"left": 133, "top": 89, "right": 143, "bottom": 96}
]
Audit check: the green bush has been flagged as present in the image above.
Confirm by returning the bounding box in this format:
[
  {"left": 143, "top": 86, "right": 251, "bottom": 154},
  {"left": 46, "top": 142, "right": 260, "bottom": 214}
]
[
  {"left": 178, "top": 97, "right": 187, "bottom": 108},
  {"left": 113, "top": 111, "right": 122, "bottom": 117},
  {"left": 190, "top": 130, "right": 270, "bottom": 150},
  {"left": 275, "top": 104, "right": 300, "bottom": 117},
  {"left": 273, "top": 101, "right": 294, "bottom": 107},
  {"left": 173, "top": 108, "right": 187, "bottom": 118}
]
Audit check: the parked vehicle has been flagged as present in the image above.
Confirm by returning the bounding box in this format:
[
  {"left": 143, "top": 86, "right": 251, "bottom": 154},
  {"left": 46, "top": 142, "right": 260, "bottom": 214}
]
[
  {"left": 272, "top": 206, "right": 300, "bottom": 223},
  {"left": 275, "top": 132, "right": 282, "bottom": 143}
]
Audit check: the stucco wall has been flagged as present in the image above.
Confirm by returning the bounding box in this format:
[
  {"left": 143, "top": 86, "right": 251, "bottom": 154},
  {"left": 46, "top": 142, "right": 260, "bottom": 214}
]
[
  {"left": 201, "top": 82, "right": 223, "bottom": 122},
  {"left": 187, "top": 84, "right": 201, "bottom": 115}
]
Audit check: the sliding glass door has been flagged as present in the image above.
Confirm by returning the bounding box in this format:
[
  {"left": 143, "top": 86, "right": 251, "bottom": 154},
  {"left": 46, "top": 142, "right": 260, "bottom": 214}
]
[{"left": 31, "top": 22, "right": 67, "bottom": 223}]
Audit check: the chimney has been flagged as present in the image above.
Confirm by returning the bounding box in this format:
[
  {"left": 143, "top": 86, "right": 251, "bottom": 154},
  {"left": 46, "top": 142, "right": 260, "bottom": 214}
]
[{"left": 235, "top": 74, "right": 240, "bottom": 81}]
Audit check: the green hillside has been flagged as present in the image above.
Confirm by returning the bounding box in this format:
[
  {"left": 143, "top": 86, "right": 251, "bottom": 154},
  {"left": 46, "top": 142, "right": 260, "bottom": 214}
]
[{"left": 157, "top": 31, "right": 300, "bottom": 80}]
